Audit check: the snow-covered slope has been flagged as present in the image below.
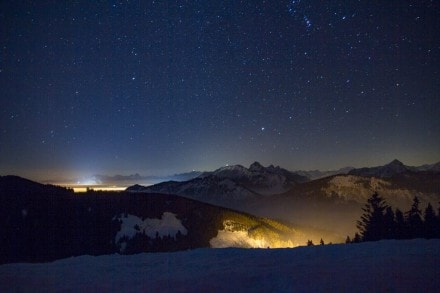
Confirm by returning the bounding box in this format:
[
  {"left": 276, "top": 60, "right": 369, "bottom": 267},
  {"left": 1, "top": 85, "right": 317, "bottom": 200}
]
[
  {"left": 199, "top": 162, "right": 309, "bottom": 194},
  {"left": 322, "top": 174, "right": 438, "bottom": 208},
  {"left": 1, "top": 239, "right": 438, "bottom": 292},
  {"left": 128, "top": 176, "right": 260, "bottom": 203}
]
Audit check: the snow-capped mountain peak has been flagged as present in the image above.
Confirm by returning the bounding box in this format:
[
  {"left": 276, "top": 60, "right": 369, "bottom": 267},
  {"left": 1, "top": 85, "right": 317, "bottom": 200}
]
[
  {"left": 128, "top": 162, "right": 309, "bottom": 206},
  {"left": 212, "top": 164, "right": 250, "bottom": 178}
]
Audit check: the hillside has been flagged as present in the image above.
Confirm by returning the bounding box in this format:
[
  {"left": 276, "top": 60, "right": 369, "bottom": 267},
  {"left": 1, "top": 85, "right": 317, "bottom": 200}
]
[
  {"left": 245, "top": 172, "right": 440, "bottom": 236},
  {"left": 127, "top": 161, "right": 440, "bottom": 238},
  {"left": 348, "top": 159, "right": 440, "bottom": 178},
  {"left": 1, "top": 239, "right": 438, "bottom": 292},
  {"left": 0, "top": 176, "right": 305, "bottom": 264}
]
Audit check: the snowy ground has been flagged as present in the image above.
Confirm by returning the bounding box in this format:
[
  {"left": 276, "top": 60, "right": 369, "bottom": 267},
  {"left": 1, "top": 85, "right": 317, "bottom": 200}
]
[{"left": 0, "top": 239, "right": 439, "bottom": 292}]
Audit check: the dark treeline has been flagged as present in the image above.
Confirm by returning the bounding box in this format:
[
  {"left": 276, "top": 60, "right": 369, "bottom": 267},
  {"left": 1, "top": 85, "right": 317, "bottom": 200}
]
[{"left": 347, "top": 193, "right": 440, "bottom": 243}]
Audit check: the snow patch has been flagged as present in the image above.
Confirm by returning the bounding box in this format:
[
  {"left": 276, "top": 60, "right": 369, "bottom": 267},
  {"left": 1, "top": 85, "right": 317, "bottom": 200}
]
[
  {"left": 210, "top": 230, "right": 270, "bottom": 248},
  {"left": 114, "top": 212, "right": 187, "bottom": 252},
  {"left": 210, "top": 220, "right": 294, "bottom": 248}
]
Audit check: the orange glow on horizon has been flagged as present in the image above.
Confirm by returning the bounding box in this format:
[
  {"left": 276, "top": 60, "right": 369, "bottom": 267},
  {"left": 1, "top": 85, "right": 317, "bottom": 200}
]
[{"left": 63, "top": 185, "right": 128, "bottom": 193}]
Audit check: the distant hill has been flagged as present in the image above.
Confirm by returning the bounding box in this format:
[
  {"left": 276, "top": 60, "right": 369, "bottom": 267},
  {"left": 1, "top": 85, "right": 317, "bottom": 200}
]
[
  {"left": 415, "top": 162, "right": 440, "bottom": 172},
  {"left": 293, "top": 167, "right": 354, "bottom": 180},
  {"left": 348, "top": 159, "right": 440, "bottom": 178},
  {"left": 0, "top": 176, "right": 305, "bottom": 264},
  {"left": 0, "top": 175, "right": 70, "bottom": 194},
  {"left": 127, "top": 176, "right": 261, "bottom": 202},
  {"left": 50, "top": 171, "right": 204, "bottom": 186}
]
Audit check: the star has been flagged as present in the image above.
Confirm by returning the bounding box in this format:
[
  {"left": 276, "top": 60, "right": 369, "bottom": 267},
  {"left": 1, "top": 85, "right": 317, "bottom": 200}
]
[{"left": 0, "top": 0, "right": 437, "bottom": 179}]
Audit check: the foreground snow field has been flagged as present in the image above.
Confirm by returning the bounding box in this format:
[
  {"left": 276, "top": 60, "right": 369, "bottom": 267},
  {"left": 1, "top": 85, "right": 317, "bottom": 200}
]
[{"left": 1, "top": 239, "right": 439, "bottom": 292}]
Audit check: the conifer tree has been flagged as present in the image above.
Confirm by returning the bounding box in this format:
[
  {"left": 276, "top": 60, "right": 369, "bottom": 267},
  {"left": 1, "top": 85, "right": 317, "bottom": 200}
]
[
  {"left": 345, "top": 236, "right": 351, "bottom": 244},
  {"left": 320, "top": 238, "right": 324, "bottom": 245},
  {"left": 395, "top": 208, "right": 406, "bottom": 239},
  {"left": 438, "top": 201, "right": 440, "bottom": 237},
  {"left": 384, "top": 206, "right": 396, "bottom": 239},
  {"left": 353, "top": 233, "right": 361, "bottom": 243},
  {"left": 356, "top": 193, "right": 388, "bottom": 241},
  {"left": 406, "top": 196, "right": 423, "bottom": 238},
  {"left": 423, "top": 203, "right": 437, "bottom": 239}
]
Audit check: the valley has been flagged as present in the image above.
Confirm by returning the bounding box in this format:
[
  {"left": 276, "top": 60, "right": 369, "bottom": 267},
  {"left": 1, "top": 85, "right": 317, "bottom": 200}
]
[{"left": 1, "top": 159, "right": 439, "bottom": 264}]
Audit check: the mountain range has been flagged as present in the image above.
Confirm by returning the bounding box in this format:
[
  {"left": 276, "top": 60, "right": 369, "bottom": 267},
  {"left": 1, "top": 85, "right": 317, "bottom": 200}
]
[
  {"left": 90, "top": 171, "right": 203, "bottom": 185},
  {"left": 1, "top": 159, "right": 439, "bottom": 263},
  {"left": 127, "top": 160, "right": 440, "bottom": 237},
  {"left": 128, "top": 162, "right": 309, "bottom": 201},
  {"left": 348, "top": 159, "right": 440, "bottom": 177},
  {"left": 59, "top": 159, "right": 439, "bottom": 186},
  {"left": 44, "top": 171, "right": 203, "bottom": 186}
]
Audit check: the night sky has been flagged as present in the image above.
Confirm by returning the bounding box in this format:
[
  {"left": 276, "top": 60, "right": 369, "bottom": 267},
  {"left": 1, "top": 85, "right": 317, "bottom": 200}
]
[{"left": 1, "top": 1, "right": 439, "bottom": 181}]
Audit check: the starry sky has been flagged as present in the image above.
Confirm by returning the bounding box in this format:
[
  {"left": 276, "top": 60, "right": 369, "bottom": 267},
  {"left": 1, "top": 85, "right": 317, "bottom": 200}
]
[{"left": 1, "top": 1, "right": 439, "bottom": 181}]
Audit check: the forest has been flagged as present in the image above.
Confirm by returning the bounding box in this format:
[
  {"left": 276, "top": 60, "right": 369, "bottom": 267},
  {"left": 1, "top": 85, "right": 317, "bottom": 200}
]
[{"left": 347, "top": 193, "right": 440, "bottom": 243}]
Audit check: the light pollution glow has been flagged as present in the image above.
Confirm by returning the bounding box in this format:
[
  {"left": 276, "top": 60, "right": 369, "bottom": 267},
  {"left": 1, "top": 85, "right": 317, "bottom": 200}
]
[{"left": 69, "top": 185, "right": 128, "bottom": 193}]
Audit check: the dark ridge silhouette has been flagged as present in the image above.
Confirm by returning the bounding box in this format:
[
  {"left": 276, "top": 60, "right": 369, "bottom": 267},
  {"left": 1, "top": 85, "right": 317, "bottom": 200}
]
[
  {"left": 0, "top": 175, "right": 71, "bottom": 194},
  {"left": 0, "top": 176, "right": 299, "bottom": 264}
]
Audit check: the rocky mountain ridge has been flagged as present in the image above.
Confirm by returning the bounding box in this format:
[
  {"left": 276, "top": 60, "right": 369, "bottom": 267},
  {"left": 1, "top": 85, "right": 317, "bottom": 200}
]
[{"left": 127, "top": 162, "right": 309, "bottom": 204}]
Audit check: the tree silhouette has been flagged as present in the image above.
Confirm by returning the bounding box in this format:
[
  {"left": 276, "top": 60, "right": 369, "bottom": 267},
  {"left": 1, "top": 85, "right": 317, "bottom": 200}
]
[
  {"left": 307, "top": 240, "right": 314, "bottom": 246},
  {"left": 394, "top": 209, "right": 406, "bottom": 239},
  {"left": 345, "top": 236, "right": 351, "bottom": 244},
  {"left": 354, "top": 194, "right": 440, "bottom": 243},
  {"left": 406, "top": 196, "right": 423, "bottom": 238},
  {"left": 352, "top": 233, "right": 361, "bottom": 243},
  {"left": 423, "top": 203, "right": 437, "bottom": 239},
  {"left": 320, "top": 238, "right": 324, "bottom": 245},
  {"left": 383, "top": 206, "right": 396, "bottom": 239},
  {"left": 356, "top": 193, "right": 388, "bottom": 241}
]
